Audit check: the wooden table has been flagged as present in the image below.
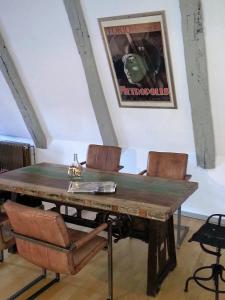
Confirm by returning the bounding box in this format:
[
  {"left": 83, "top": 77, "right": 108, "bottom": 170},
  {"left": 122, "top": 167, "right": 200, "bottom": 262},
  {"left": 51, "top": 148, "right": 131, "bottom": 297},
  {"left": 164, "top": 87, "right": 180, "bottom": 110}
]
[{"left": 0, "top": 162, "right": 198, "bottom": 296}]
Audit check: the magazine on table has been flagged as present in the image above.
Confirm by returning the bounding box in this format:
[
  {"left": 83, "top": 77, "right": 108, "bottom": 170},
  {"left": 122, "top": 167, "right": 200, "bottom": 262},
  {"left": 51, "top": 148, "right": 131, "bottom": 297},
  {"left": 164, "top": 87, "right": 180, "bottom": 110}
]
[{"left": 68, "top": 181, "right": 117, "bottom": 193}]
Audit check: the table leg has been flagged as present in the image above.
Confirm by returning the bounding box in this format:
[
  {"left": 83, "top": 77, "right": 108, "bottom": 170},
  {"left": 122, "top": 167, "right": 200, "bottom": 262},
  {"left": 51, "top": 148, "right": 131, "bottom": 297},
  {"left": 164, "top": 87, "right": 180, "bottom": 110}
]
[
  {"left": 147, "top": 215, "right": 177, "bottom": 296},
  {"left": 147, "top": 219, "right": 159, "bottom": 296}
]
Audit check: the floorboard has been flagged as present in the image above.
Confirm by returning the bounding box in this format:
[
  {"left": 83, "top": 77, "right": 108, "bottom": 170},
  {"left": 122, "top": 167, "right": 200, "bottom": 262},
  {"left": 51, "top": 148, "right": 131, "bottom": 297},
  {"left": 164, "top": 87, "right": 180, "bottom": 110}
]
[{"left": 0, "top": 216, "right": 224, "bottom": 300}]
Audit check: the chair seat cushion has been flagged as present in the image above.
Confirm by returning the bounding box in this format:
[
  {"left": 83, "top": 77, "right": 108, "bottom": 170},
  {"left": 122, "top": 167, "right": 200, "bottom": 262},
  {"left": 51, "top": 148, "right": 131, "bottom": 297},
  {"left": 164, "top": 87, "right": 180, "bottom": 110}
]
[
  {"left": 67, "top": 228, "right": 107, "bottom": 274},
  {"left": 190, "top": 223, "right": 225, "bottom": 249}
]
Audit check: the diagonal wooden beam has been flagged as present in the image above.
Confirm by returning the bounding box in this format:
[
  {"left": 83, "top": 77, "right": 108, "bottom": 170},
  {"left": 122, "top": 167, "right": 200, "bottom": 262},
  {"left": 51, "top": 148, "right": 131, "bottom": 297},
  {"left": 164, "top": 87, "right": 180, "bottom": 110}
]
[
  {"left": 63, "top": 0, "right": 118, "bottom": 146},
  {"left": 0, "top": 32, "right": 47, "bottom": 149},
  {"left": 179, "top": 0, "right": 215, "bottom": 168}
]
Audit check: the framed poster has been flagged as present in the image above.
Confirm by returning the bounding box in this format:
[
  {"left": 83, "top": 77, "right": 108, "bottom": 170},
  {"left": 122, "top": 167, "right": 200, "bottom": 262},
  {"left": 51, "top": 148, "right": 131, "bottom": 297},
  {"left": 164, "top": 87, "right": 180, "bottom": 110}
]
[{"left": 99, "top": 11, "right": 177, "bottom": 108}]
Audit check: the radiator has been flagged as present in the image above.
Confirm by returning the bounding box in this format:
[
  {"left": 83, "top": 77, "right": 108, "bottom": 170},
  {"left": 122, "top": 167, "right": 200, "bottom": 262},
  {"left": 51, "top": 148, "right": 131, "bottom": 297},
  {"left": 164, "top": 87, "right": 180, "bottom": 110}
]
[{"left": 0, "top": 141, "right": 34, "bottom": 172}]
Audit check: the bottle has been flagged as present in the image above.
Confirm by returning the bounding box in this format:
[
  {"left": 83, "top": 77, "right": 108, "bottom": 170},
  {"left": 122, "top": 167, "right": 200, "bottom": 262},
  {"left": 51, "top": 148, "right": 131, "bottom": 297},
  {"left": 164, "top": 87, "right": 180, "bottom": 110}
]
[{"left": 68, "top": 153, "right": 83, "bottom": 179}]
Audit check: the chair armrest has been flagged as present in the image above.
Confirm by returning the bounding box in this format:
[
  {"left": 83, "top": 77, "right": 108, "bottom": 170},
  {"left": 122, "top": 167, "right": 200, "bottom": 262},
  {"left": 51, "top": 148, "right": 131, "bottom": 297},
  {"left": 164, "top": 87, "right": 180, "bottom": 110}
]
[
  {"left": 185, "top": 174, "right": 192, "bottom": 180},
  {"left": 71, "top": 223, "right": 108, "bottom": 250},
  {"left": 138, "top": 169, "right": 147, "bottom": 175},
  {"left": 80, "top": 161, "right": 86, "bottom": 166}
]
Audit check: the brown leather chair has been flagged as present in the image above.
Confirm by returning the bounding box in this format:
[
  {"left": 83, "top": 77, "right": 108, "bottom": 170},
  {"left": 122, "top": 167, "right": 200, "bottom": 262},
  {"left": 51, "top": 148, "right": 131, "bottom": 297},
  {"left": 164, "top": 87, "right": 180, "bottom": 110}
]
[
  {"left": 3, "top": 200, "right": 113, "bottom": 300},
  {"left": 65, "top": 144, "right": 123, "bottom": 217},
  {"left": 142, "top": 151, "right": 188, "bottom": 179},
  {"left": 139, "top": 151, "right": 190, "bottom": 247},
  {"left": 0, "top": 212, "right": 15, "bottom": 262},
  {"left": 82, "top": 144, "right": 123, "bottom": 172}
]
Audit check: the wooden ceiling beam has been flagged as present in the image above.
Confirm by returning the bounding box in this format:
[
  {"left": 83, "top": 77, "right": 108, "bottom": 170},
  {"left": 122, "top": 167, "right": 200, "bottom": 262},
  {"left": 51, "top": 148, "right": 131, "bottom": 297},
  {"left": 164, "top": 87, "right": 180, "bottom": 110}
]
[
  {"left": 63, "top": 0, "right": 118, "bottom": 146},
  {"left": 0, "top": 32, "right": 47, "bottom": 149},
  {"left": 180, "top": 0, "right": 215, "bottom": 168}
]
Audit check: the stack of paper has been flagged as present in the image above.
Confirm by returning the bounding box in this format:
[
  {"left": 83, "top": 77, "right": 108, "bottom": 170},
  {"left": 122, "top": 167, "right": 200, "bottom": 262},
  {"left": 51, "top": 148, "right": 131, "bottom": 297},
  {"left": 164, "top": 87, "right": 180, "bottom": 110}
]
[{"left": 68, "top": 181, "right": 117, "bottom": 193}]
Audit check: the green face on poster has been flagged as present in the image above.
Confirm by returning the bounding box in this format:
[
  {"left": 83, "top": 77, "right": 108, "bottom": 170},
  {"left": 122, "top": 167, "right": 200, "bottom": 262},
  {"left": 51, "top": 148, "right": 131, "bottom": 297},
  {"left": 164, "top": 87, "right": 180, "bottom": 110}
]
[{"left": 122, "top": 53, "right": 148, "bottom": 84}]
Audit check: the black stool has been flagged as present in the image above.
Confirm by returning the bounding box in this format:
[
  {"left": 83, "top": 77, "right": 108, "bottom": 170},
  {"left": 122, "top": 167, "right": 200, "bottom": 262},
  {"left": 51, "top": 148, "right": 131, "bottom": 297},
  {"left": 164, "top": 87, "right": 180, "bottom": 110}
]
[{"left": 185, "top": 214, "right": 225, "bottom": 300}]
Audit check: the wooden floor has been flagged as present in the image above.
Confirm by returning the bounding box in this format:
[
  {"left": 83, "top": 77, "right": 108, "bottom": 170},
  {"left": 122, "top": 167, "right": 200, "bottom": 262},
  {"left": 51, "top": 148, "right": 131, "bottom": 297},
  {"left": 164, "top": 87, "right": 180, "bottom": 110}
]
[{"left": 0, "top": 216, "right": 224, "bottom": 300}]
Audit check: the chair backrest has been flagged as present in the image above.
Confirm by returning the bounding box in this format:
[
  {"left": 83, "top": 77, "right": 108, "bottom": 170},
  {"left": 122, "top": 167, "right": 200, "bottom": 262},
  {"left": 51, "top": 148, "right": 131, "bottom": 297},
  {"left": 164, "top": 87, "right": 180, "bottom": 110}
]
[
  {"left": 146, "top": 151, "right": 188, "bottom": 180},
  {"left": 4, "top": 200, "right": 74, "bottom": 274},
  {"left": 86, "top": 144, "right": 122, "bottom": 172}
]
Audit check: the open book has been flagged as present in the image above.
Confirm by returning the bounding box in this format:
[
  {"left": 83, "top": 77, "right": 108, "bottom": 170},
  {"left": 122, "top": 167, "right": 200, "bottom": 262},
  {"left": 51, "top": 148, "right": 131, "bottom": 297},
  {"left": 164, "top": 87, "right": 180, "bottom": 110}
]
[{"left": 68, "top": 181, "right": 117, "bottom": 193}]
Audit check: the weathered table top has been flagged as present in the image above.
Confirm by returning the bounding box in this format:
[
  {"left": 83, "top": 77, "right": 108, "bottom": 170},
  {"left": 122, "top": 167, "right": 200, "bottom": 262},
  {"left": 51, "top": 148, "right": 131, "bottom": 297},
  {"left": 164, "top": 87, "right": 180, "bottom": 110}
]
[{"left": 0, "top": 162, "right": 198, "bottom": 221}]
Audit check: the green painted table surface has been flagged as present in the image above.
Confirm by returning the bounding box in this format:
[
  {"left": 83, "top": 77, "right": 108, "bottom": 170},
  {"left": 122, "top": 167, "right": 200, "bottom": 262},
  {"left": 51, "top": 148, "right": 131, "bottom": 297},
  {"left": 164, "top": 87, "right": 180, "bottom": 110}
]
[{"left": 0, "top": 162, "right": 198, "bottom": 221}]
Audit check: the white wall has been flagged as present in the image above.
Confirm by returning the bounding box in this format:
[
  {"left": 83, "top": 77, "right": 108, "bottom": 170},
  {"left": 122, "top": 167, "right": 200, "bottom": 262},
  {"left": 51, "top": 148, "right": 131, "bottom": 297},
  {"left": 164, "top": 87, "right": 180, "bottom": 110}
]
[
  {"left": 0, "top": 0, "right": 102, "bottom": 155},
  {"left": 81, "top": 0, "right": 196, "bottom": 171},
  {"left": 0, "top": 0, "right": 224, "bottom": 217}
]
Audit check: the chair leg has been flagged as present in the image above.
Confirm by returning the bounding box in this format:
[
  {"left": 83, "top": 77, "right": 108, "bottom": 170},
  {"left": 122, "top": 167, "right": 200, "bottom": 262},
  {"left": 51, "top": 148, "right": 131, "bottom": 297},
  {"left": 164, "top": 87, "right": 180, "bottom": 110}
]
[
  {"left": 185, "top": 263, "right": 225, "bottom": 300},
  {"left": 214, "top": 274, "right": 219, "bottom": 300},
  {"left": 6, "top": 269, "right": 60, "bottom": 300},
  {"left": 185, "top": 273, "right": 214, "bottom": 292},
  {"left": 26, "top": 273, "right": 60, "bottom": 300},
  {"left": 65, "top": 206, "right": 69, "bottom": 215},
  {"left": 175, "top": 206, "right": 189, "bottom": 248},
  {"left": 6, "top": 269, "right": 46, "bottom": 300},
  {"left": 107, "top": 222, "right": 113, "bottom": 300},
  {"left": 184, "top": 265, "right": 214, "bottom": 292},
  {"left": 0, "top": 250, "right": 3, "bottom": 262},
  {"left": 184, "top": 275, "right": 193, "bottom": 292},
  {"left": 213, "top": 264, "right": 225, "bottom": 300},
  {"left": 177, "top": 206, "right": 181, "bottom": 247},
  {"left": 76, "top": 208, "right": 82, "bottom": 218}
]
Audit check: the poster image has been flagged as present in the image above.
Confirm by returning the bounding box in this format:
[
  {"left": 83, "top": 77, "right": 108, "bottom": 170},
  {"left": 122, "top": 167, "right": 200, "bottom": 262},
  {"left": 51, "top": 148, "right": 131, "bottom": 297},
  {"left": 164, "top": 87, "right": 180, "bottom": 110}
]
[{"left": 99, "top": 11, "right": 177, "bottom": 108}]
